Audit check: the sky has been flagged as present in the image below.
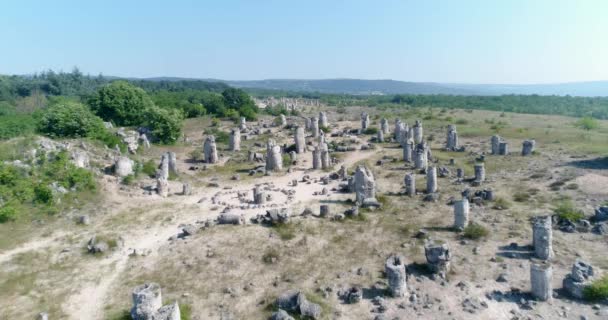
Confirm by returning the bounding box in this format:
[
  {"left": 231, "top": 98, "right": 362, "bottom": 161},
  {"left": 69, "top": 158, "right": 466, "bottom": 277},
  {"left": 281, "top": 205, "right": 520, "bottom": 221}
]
[{"left": 1, "top": 0, "right": 607, "bottom": 84}]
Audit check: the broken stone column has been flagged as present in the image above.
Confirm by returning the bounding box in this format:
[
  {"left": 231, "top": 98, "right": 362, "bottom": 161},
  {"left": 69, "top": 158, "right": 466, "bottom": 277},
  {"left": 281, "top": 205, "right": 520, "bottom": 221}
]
[
  {"left": 404, "top": 173, "right": 415, "bottom": 196},
  {"left": 203, "top": 136, "right": 218, "bottom": 164},
  {"left": 377, "top": 130, "right": 384, "bottom": 143},
  {"left": 414, "top": 148, "right": 427, "bottom": 171},
  {"left": 182, "top": 183, "right": 191, "bottom": 196},
  {"left": 157, "top": 178, "right": 168, "bottom": 197},
  {"left": 403, "top": 140, "right": 413, "bottom": 162},
  {"left": 474, "top": 163, "right": 485, "bottom": 184},
  {"left": 254, "top": 187, "right": 267, "bottom": 205},
  {"left": 453, "top": 198, "right": 470, "bottom": 230},
  {"left": 239, "top": 117, "right": 247, "bottom": 131},
  {"left": 354, "top": 165, "right": 377, "bottom": 206},
  {"left": 229, "top": 128, "right": 241, "bottom": 151},
  {"left": 530, "top": 261, "right": 553, "bottom": 301},
  {"left": 413, "top": 120, "right": 423, "bottom": 144},
  {"left": 491, "top": 135, "right": 501, "bottom": 155},
  {"left": 522, "top": 139, "right": 536, "bottom": 156},
  {"left": 498, "top": 141, "right": 508, "bottom": 155},
  {"left": 426, "top": 166, "right": 437, "bottom": 193},
  {"left": 295, "top": 126, "right": 306, "bottom": 154},
  {"left": 131, "top": 283, "right": 163, "bottom": 320},
  {"left": 319, "top": 112, "right": 328, "bottom": 128},
  {"left": 385, "top": 254, "right": 408, "bottom": 297},
  {"left": 380, "top": 118, "right": 390, "bottom": 135},
  {"left": 114, "top": 156, "right": 134, "bottom": 177},
  {"left": 563, "top": 259, "right": 595, "bottom": 299},
  {"left": 425, "top": 242, "right": 452, "bottom": 277},
  {"left": 312, "top": 147, "right": 322, "bottom": 170},
  {"left": 320, "top": 143, "right": 331, "bottom": 169},
  {"left": 361, "top": 112, "right": 370, "bottom": 131},
  {"left": 266, "top": 139, "right": 283, "bottom": 172},
  {"left": 310, "top": 117, "right": 319, "bottom": 137},
  {"left": 533, "top": 216, "right": 554, "bottom": 260},
  {"left": 446, "top": 125, "right": 458, "bottom": 150}
]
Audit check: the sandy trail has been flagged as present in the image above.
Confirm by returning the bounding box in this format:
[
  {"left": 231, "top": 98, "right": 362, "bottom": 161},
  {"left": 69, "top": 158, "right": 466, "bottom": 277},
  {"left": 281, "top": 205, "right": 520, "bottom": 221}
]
[{"left": 59, "top": 146, "right": 377, "bottom": 319}]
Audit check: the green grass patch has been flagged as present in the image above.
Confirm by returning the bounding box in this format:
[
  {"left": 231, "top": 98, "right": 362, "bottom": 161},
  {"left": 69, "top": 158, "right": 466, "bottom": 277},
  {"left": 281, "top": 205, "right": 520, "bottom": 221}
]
[
  {"left": 463, "top": 223, "right": 489, "bottom": 240},
  {"left": 553, "top": 200, "right": 585, "bottom": 222},
  {"left": 583, "top": 275, "right": 608, "bottom": 301}
]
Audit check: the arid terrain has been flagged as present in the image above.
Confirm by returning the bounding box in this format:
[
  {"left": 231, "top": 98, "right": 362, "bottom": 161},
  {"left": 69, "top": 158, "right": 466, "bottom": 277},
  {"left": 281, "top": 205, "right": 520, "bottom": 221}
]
[{"left": 1, "top": 105, "right": 608, "bottom": 320}]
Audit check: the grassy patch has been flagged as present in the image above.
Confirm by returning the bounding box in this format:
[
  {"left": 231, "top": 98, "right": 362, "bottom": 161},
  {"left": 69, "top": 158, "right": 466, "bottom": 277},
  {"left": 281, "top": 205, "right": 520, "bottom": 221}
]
[
  {"left": 553, "top": 200, "right": 585, "bottom": 222},
  {"left": 262, "top": 248, "right": 280, "bottom": 264},
  {"left": 271, "top": 223, "right": 297, "bottom": 241},
  {"left": 492, "top": 197, "right": 511, "bottom": 210},
  {"left": 583, "top": 275, "right": 608, "bottom": 301},
  {"left": 463, "top": 223, "right": 489, "bottom": 240}
]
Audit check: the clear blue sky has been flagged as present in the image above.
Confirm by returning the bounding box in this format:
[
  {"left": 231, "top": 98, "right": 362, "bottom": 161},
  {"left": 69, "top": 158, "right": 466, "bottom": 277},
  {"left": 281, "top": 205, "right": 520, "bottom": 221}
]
[{"left": 1, "top": 0, "right": 607, "bottom": 83}]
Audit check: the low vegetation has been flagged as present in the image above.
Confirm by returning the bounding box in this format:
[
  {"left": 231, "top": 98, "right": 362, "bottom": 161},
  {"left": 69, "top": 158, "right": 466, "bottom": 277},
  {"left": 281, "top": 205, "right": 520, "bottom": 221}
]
[
  {"left": 553, "top": 200, "right": 585, "bottom": 222},
  {"left": 463, "top": 223, "right": 489, "bottom": 240},
  {"left": 583, "top": 275, "right": 608, "bottom": 301}
]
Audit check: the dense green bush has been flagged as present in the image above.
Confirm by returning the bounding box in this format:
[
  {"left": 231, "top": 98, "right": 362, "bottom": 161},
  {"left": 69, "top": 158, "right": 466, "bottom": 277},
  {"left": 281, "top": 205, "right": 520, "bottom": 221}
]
[
  {"left": 575, "top": 117, "right": 599, "bottom": 130},
  {"left": 37, "top": 102, "right": 106, "bottom": 138},
  {"left": 89, "top": 81, "right": 154, "bottom": 126},
  {"left": 583, "top": 275, "right": 608, "bottom": 301},
  {"left": 0, "top": 114, "right": 36, "bottom": 139},
  {"left": 553, "top": 200, "right": 585, "bottom": 221},
  {"left": 463, "top": 223, "right": 489, "bottom": 240},
  {"left": 143, "top": 106, "right": 184, "bottom": 144}
]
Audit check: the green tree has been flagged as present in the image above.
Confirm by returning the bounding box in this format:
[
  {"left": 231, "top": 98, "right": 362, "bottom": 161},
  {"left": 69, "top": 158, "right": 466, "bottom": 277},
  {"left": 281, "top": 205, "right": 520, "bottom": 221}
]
[
  {"left": 143, "top": 106, "right": 183, "bottom": 144},
  {"left": 221, "top": 88, "right": 258, "bottom": 120},
  {"left": 36, "top": 101, "right": 106, "bottom": 138},
  {"left": 89, "top": 81, "right": 154, "bottom": 125}
]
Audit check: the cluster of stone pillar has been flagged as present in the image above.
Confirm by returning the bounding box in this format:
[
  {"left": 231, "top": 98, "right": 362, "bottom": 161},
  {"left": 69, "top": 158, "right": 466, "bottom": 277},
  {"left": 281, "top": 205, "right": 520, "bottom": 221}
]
[
  {"left": 426, "top": 166, "right": 437, "bottom": 193},
  {"left": 265, "top": 139, "right": 283, "bottom": 172},
  {"left": 385, "top": 254, "right": 408, "bottom": 297},
  {"left": 453, "top": 198, "right": 470, "bottom": 230},
  {"left": 229, "top": 128, "right": 241, "bottom": 151},
  {"left": 361, "top": 112, "right": 370, "bottom": 131},
  {"left": 404, "top": 173, "right": 415, "bottom": 196},
  {"left": 203, "top": 136, "right": 218, "bottom": 164},
  {"left": 522, "top": 139, "right": 536, "bottom": 156},
  {"left": 446, "top": 125, "right": 459, "bottom": 150},
  {"left": 491, "top": 135, "right": 509, "bottom": 155},
  {"left": 532, "top": 216, "right": 554, "bottom": 260}
]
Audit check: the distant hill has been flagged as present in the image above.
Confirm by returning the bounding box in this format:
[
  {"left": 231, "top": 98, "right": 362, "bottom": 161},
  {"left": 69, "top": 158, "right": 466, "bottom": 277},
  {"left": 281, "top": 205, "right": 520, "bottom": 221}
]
[{"left": 210, "top": 79, "right": 608, "bottom": 97}]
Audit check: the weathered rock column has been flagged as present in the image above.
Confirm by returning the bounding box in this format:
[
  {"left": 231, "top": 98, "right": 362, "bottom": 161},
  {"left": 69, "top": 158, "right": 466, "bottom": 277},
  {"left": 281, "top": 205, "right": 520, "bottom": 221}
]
[
  {"left": 131, "top": 283, "right": 163, "bottom": 320},
  {"left": 446, "top": 125, "right": 459, "bottom": 150},
  {"left": 338, "top": 165, "right": 348, "bottom": 179},
  {"left": 157, "top": 178, "right": 168, "bottom": 197},
  {"left": 413, "top": 120, "right": 423, "bottom": 144},
  {"left": 312, "top": 147, "right": 322, "bottom": 169},
  {"left": 426, "top": 166, "right": 437, "bottom": 193},
  {"left": 474, "top": 163, "right": 485, "bottom": 184},
  {"left": 114, "top": 156, "right": 134, "bottom": 177},
  {"left": 361, "top": 112, "right": 370, "bottom": 131},
  {"left": 377, "top": 130, "right": 384, "bottom": 143},
  {"left": 167, "top": 152, "right": 177, "bottom": 175},
  {"left": 182, "top": 183, "right": 191, "bottom": 196},
  {"left": 533, "top": 216, "right": 554, "bottom": 260},
  {"left": 310, "top": 117, "right": 319, "bottom": 138},
  {"left": 239, "top": 117, "right": 247, "bottom": 131},
  {"left": 380, "top": 118, "right": 390, "bottom": 135},
  {"left": 289, "top": 151, "right": 297, "bottom": 163},
  {"left": 394, "top": 119, "right": 402, "bottom": 140},
  {"left": 453, "top": 198, "right": 470, "bottom": 230},
  {"left": 266, "top": 139, "right": 283, "bottom": 172},
  {"left": 491, "top": 135, "right": 501, "bottom": 155},
  {"left": 498, "top": 141, "right": 508, "bottom": 155},
  {"left": 320, "top": 143, "right": 331, "bottom": 169},
  {"left": 425, "top": 243, "right": 452, "bottom": 278},
  {"left": 354, "top": 165, "right": 376, "bottom": 206},
  {"left": 320, "top": 205, "right": 330, "bottom": 217},
  {"left": 385, "top": 254, "right": 408, "bottom": 297},
  {"left": 563, "top": 259, "right": 595, "bottom": 299},
  {"left": 203, "top": 136, "right": 218, "bottom": 164},
  {"left": 279, "top": 114, "right": 287, "bottom": 126},
  {"left": 295, "top": 126, "right": 306, "bottom": 154},
  {"left": 414, "top": 148, "right": 427, "bottom": 170},
  {"left": 158, "top": 153, "right": 170, "bottom": 180},
  {"left": 522, "top": 139, "right": 536, "bottom": 156},
  {"left": 403, "top": 140, "right": 413, "bottom": 162},
  {"left": 319, "top": 112, "right": 328, "bottom": 128},
  {"left": 404, "top": 173, "right": 416, "bottom": 196},
  {"left": 530, "top": 261, "right": 553, "bottom": 301},
  {"left": 229, "top": 128, "right": 241, "bottom": 151}
]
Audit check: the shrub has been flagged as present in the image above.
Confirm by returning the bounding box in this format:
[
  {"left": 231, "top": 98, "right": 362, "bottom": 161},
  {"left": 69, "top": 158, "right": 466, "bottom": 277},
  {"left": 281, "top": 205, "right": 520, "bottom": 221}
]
[
  {"left": 583, "top": 275, "right": 608, "bottom": 301},
  {"left": 143, "top": 107, "right": 184, "bottom": 144},
  {"left": 575, "top": 117, "right": 599, "bottom": 131},
  {"left": 0, "top": 205, "right": 18, "bottom": 222},
  {"left": 363, "top": 127, "right": 378, "bottom": 135},
  {"left": 189, "top": 149, "right": 204, "bottom": 162},
  {"left": 492, "top": 197, "right": 511, "bottom": 210},
  {"left": 0, "top": 114, "right": 36, "bottom": 139},
  {"left": 37, "top": 102, "right": 106, "bottom": 138},
  {"left": 553, "top": 200, "right": 585, "bottom": 222},
  {"left": 142, "top": 159, "right": 157, "bottom": 177},
  {"left": 34, "top": 184, "right": 53, "bottom": 204},
  {"left": 463, "top": 223, "right": 489, "bottom": 240},
  {"left": 89, "top": 81, "right": 154, "bottom": 126},
  {"left": 122, "top": 174, "right": 136, "bottom": 185}
]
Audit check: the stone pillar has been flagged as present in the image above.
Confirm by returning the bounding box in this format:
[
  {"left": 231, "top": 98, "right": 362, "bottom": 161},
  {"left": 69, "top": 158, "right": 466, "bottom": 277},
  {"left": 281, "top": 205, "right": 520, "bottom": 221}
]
[
  {"left": 319, "top": 112, "right": 328, "bottom": 128},
  {"left": 305, "top": 117, "right": 312, "bottom": 130},
  {"left": 317, "top": 131, "right": 325, "bottom": 146},
  {"left": 491, "top": 135, "right": 501, "bottom": 155},
  {"left": 203, "top": 136, "right": 218, "bottom": 164},
  {"left": 312, "top": 147, "right": 322, "bottom": 169},
  {"left": 403, "top": 140, "right": 413, "bottom": 162},
  {"left": 253, "top": 187, "right": 266, "bottom": 204},
  {"left": 474, "top": 163, "right": 485, "bottom": 183},
  {"left": 239, "top": 117, "right": 247, "bottom": 131},
  {"left": 453, "top": 198, "right": 469, "bottom": 230},
  {"left": 533, "top": 216, "right": 554, "bottom": 260},
  {"left": 425, "top": 243, "right": 452, "bottom": 278},
  {"left": 295, "top": 126, "right": 306, "bottom": 154},
  {"left": 320, "top": 144, "right": 331, "bottom": 169},
  {"left": 182, "top": 183, "right": 191, "bottom": 196},
  {"left": 361, "top": 112, "right": 370, "bottom": 131},
  {"left": 426, "top": 166, "right": 437, "bottom": 193},
  {"left": 404, "top": 173, "right": 415, "bottom": 196},
  {"left": 158, "top": 153, "right": 169, "bottom": 180},
  {"left": 131, "top": 283, "right": 163, "bottom": 320},
  {"left": 413, "top": 120, "right": 423, "bottom": 144},
  {"left": 338, "top": 165, "right": 347, "bottom": 179},
  {"left": 320, "top": 205, "right": 330, "bottom": 217},
  {"left": 377, "top": 130, "right": 384, "bottom": 143},
  {"left": 446, "top": 125, "right": 458, "bottom": 150},
  {"left": 279, "top": 114, "right": 287, "bottom": 126},
  {"left": 456, "top": 168, "right": 464, "bottom": 179},
  {"left": 380, "top": 118, "right": 390, "bottom": 134},
  {"left": 310, "top": 117, "right": 319, "bottom": 138},
  {"left": 414, "top": 149, "right": 427, "bottom": 171},
  {"left": 530, "top": 261, "right": 553, "bottom": 301},
  {"left": 229, "top": 128, "right": 241, "bottom": 151},
  {"left": 354, "top": 165, "right": 376, "bottom": 205},
  {"left": 522, "top": 139, "right": 536, "bottom": 156},
  {"left": 266, "top": 139, "right": 283, "bottom": 172},
  {"left": 289, "top": 151, "right": 297, "bottom": 163},
  {"left": 394, "top": 119, "right": 402, "bottom": 140},
  {"left": 157, "top": 178, "right": 168, "bottom": 197},
  {"left": 498, "top": 141, "right": 508, "bottom": 155},
  {"left": 167, "top": 152, "right": 177, "bottom": 175},
  {"left": 385, "top": 254, "right": 408, "bottom": 297}
]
